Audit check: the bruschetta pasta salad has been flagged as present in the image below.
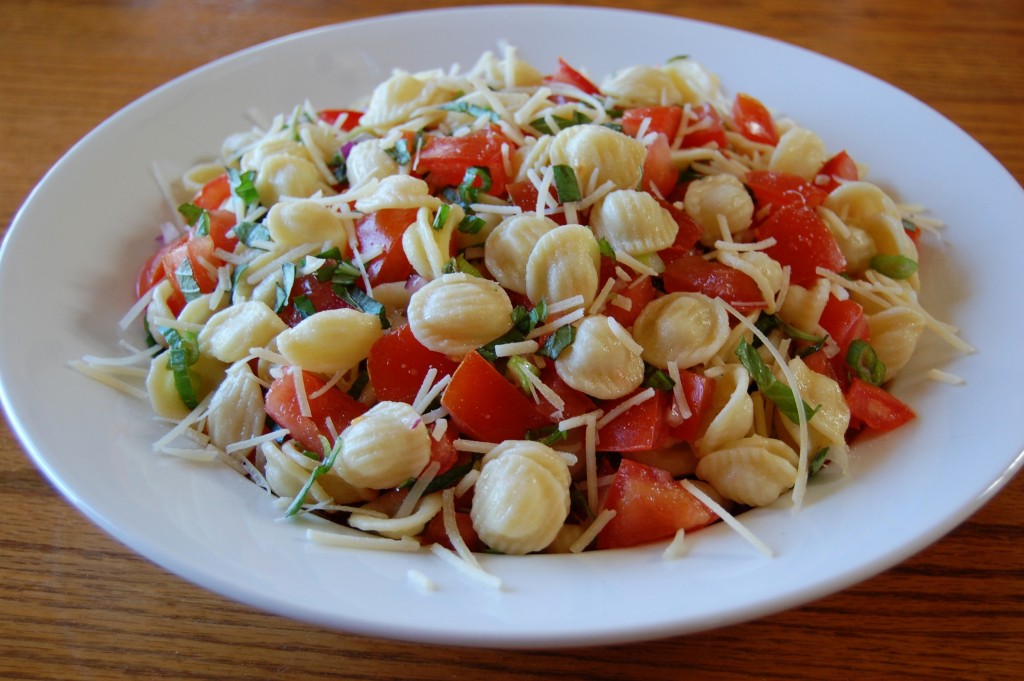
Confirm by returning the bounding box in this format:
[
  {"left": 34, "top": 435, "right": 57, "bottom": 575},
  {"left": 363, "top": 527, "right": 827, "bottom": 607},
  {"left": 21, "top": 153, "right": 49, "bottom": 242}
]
[{"left": 79, "top": 46, "right": 972, "bottom": 571}]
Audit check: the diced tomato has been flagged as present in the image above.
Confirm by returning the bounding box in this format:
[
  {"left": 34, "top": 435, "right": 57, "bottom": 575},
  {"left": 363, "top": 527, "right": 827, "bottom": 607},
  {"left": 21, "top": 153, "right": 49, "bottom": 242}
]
[
  {"left": 185, "top": 235, "right": 222, "bottom": 293},
  {"left": 366, "top": 324, "right": 461, "bottom": 405},
  {"left": 193, "top": 174, "right": 231, "bottom": 211},
  {"left": 732, "top": 93, "right": 778, "bottom": 145},
  {"left": 818, "top": 295, "right": 869, "bottom": 355},
  {"left": 846, "top": 378, "right": 916, "bottom": 432},
  {"left": 264, "top": 369, "right": 369, "bottom": 455},
  {"left": 604, "top": 274, "right": 656, "bottom": 329},
  {"left": 818, "top": 150, "right": 859, "bottom": 192},
  {"left": 440, "top": 351, "right": 552, "bottom": 442},
  {"left": 803, "top": 348, "right": 849, "bottom": 392},
  {"left": 416, "top": 128, "right": 513, "bottom": 196},
  {"left": 658, "top": 203, "right": 704, "bottom": 260},
  {"left": 277, "top": 274, "right": 353, "bottom": 327},
  {"left": 597, "top": 388, "right": 671, "bottom": 452},
  {"left": 662, "top": 253, "right": 768, "bottom": 314},
  {"left": 545, "top": 57, "right": 601, "bottom": 96},
  {"left": 507, "top": 179, "right": 541, "bottom": 212},
  {"left": 422, "top": 510, "right": 484, "bottom": 552},
  {"left": 621, "top": 106, "right": 683, "bottom": 140},
  {"left": 205, "top": 209, "right": 239, "bottom": 252},
  {"left": 318, "top": 108, "right": 364, "bottom": 131},
  {"left": 136, "top": 234, "right": 187, "bottom": 298},
  {"left": 597, "top": 459, "right": 718, "bottom": 550},
  {"left": 428, "top": 425, "right": 459, "bottom": 475},
  {"left": 757, "top": 204, "right": 847, "bottom": 286},
  {"left": 680, "top": 103, "right": 727, "bottom": 149},
  {"left": 355, "top": 208, "right": 418, "bottom": 286},
  {"left": 745, "top": 170, "right": 828, "bottom": 211},
  {"left": 640, "top": 133, "right": 679, "bottom": 198},
  {"left": 536, "top": 363, "right": 597, "bottom": 422},
  {"left": 665, "top": 370, "right": 717, "bottom": 443}
]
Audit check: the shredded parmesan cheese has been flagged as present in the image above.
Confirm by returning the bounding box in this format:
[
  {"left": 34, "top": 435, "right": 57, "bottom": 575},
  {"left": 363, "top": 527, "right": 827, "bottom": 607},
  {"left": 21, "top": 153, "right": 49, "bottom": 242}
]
[
  {"left": 680, "top": 480, "right": 774, "bottom": 557},
  {"left": 569, "top": 509, "right": 617, "bottom": 553}
]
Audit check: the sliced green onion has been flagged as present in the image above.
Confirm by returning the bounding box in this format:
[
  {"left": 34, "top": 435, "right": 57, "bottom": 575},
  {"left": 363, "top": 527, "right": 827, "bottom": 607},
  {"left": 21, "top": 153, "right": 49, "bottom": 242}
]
[
  {"left": 552, "top": 164, "right": 582, "bottom": 203},
  {"left": 432, "top": 204, "right": 451, "bottom": 231},
  {"left": 507, "top": 355, "right": 540, "bottom": 394},
  {"left": 736, "top": 339, "right": 819, "bottom": 425},
  {"left": 642, "top": 364, "right": 676, "bottom": 391},
  {"left": 458, "top": 166, "right": 492, "bottom": 204},
  {"left": 293, "top": 294, "right": 317, "bottom": 320},
  {"left": 870, "top": 254, "right": 918, "bottom": 279},
  {"left": 525, "top": 424, "right": 570, "bottom": 446},
  {"left": 809, "top": 447, "right": 829, "bottom": 478},
  {"left": 538, "top": 324, "right": 576, "bottom": 359},
  {"left": 457, "top": 214, "right": 486, "bottom": 234},
  {"left": 597, "top": 237, "right": 616, "bottom": 259},
  {"left": 846, "top": 339, "right": 886, "bottom": 386}
]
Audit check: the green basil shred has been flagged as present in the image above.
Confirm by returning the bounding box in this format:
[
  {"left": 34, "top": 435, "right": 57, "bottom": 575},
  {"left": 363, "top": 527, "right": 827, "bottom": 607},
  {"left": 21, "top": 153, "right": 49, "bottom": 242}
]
[{"left": 735, "top": 339, "right": 819, "bottom": 425}]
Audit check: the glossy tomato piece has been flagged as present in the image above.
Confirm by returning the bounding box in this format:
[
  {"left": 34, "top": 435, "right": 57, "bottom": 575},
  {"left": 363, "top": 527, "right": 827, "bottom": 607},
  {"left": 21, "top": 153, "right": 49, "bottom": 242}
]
[
  {"left": 206, "top": 209, "right": 239, "bottom": 252},
  {"left": 662, "top": 253, "right": 768, "bottom": 314},
  {"left": 757, "top": 204, "right": 847, "bottom": 286},
  {"left": 745, "top": 170, "right": 828, "bottom": 211},
  {"left": 803, "top": 348, "right": 849, "bottom": 392},
  {"left": 193, "top": 174, "right": 231, "bottom": 211},
  {"left": 817, "top": 295, "right": 869, "bottom": 354},
  {"left": 277, "top": 274, "right": 353, "bottom": 327},
  {"left": 440, "top": 351, "right": 551, "bottom": 442},
  {"left": 185, "top": 235, "right": 222, "bottom": 293},
  {"left": 427, "top": 425, "right": 460, "bottom": 476},
  {"left": 732, "top": 93, "right": 778, "bottom": 145},
  {"left": 846, "top": 378, "right": 916, "bottom": 432},
  {"left": 818, "top": 150, "right": 859, "bottom": 192},
  {"left": 545, "top": 57, "right": 601, "bottom": 95},
  {"left": 536, "top": 363, "right": 597, "bottom": 422},
  {"left": 422, "top": 509, "right": 484, "bottom": 552},
  {"left": 640, "top": 134, "right": 679, "bottom": 198},
  {"left": 318, "top": 108, "right": 363, "bottom": 131},
  {"left": 356, "top": 208, "right": 419, "bottom": 286},
  {"left": 136, "top": 234, "right": 187, "bottom": 298},
  {"left": 597, "top": 389, "right": 671, "bottom": 452},
  {"left": 366, "top": 324, "right": 461, "bottom": 405},
  {"left": 604, "top": 274, "right": 657, "bottom": 329},
  {"left": 680, "top": 103, "right": 728, "bottom": 149},
  {"left": 597, "top": 459, "right": 718, "bottom": 550},
  {"left": 665, "top": 370, "right": 717, "bottom": 443},
  {"left": 621, "top": 106, "right": 683, "bottom": 140},
  {"left": 416, "top": 128, "right": 513, "bottom": 195},
  {"left": 264, "top": 368, "right": 369, "bottom": 455}
]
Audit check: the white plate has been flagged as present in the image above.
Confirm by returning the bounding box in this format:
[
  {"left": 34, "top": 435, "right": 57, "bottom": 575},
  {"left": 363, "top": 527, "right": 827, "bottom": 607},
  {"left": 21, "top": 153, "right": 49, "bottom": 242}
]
[{"left": 2, "top": 5, "right": 1023, "bottom": 648}]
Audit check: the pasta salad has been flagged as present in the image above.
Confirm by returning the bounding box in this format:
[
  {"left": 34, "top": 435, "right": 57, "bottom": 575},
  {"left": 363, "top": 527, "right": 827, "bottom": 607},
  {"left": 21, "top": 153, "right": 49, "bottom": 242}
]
[{"left": 80, "top": 46, "right": 972, "bottom": 567}]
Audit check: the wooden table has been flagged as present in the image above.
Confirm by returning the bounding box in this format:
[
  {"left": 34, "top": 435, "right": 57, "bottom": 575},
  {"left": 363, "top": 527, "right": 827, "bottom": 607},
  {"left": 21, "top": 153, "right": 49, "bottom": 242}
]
[{"left": 2, "top": 1, "right": 1022, "bottom": 678}]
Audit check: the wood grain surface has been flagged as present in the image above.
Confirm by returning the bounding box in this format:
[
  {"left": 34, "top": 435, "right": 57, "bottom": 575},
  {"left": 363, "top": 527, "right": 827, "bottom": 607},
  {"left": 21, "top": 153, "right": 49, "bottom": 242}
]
[{"left": 1, "top": 1, "right": 1022, "bottom": 679}]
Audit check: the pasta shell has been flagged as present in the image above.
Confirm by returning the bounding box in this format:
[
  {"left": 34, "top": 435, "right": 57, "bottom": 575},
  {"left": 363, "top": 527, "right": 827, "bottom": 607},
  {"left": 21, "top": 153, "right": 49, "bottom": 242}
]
[
  {"left": 360, "top": 71, "right": 453, "bottom": 131},
  {"left": 601, "top": 65, "right": 684, "bottom": 107},
  {"left": 867, "top": 305, "right": 926, "bottom": 381},
  {"left": 716, "top": 250, "right": 784, "bottom": 313},
  {"left": 276, "top": 308, "right": 383, "bottom": 375},
  {"left": 354, "top": 174, "right": 443, "bottom": 213},
  {"left": 348, "top": 492, "right": 443, "bottom": 539},
  {"left": 265, "top": 200, "right": 349, "bottom": 247},
  {"left": 554, "top": 316, "right": 645, "bottom": 400},
  {"left": 484, "top": 214, "right": 559, "bottom": 294},
  {"left": 146, "top": 350, "right": 227, "bottom": 420},
  {"left": 777, "top": 356, "right": 850, "bottom": 447},
  {"left": 199, "top": 300, "right": 288, "bottom": 363},
  {"left": 407, "top": 273, "right": 514, "bottom": 356},
  {"left": 471, "top": 440, "right": 572, "bottom": 555},
  {"left": 684, "top": 174, "right": 755, "bottom": 247},
  {"left": 206, "top": 361, "right": 266, "bottom": 455},
  {"left": 255, "top": 153, "right": 332, "bottom": 206},
  {"left": 589, "top": 189, "right": 679, "bottom": 255},
  {"left": 768, "top": 127, "right": 827, "bottom": 180},
  {"left": 778, "top": 277, "right": 831, "bottom": 336},
  {"left": 345, "top": 139, "right": 401, "bottom": 188},
  {"left": 335, "top": 401, "right": 432, "bottom": 489},
  {"left": 524, "top": 224, "right": 600, "bottom": 308},
  {"left": 695, "top": 365, "right": 754, "bottom": 455},
  {"left": 632, "top": 292, "right": 730, "bottom": 370},
  {"left": 402, "top": 205, "right": 462, "bottom": 281},
  {"left": 661, "top": 58, "right": 722, "bottom": 105},
  {"left": 696, "top": 435, "right": 799, "bottom": 507},
  {"left": 548, "top": 124, "right": 647, "bottom": 192}
]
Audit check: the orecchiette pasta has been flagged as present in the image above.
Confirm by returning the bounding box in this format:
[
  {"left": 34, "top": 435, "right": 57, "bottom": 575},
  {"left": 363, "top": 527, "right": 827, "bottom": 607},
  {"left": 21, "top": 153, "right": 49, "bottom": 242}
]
[
  {"left": 633, "top": 292, "right": 731, "bottom": 370},
  {"left": 548, "top": 124, "right": 647, "bottom": 192},
  {"left": 696, "top": 436, "right": 800, "bottom": 507},
  {"left": 334, "top": 401, "right": 432, "bottom": 489},
  {"left": 407, "top": 273, "right": 514, "bottom": 356},
  {"left": 276, "top": 308, "right": 383, "bottom": 375},
  {"left": 867, "top": 305, "right": 926, "bottom": 381},
  {"left": 696, "top": 365, "right": 754, "bottom": 456},
  {"left": 345, "top": 138, "right": 401, "bottom": 188},
  {"left": 484, "top": 214, "right": 559, "bottom": 294},
  {"left": 589, "top": 189, "right": 679, "bottom": 255},
  {"left": 601, "top": 65, "right": 684, "bottom": 108},
  {"left": 254, "top": 153, "right": 332, "bottom": 206},
  {"left": 525, "top": 224, "right": 601, "bottom": 307},
  {"left": 470, "top": 440, "right": 572, "bottom": 555},
  {"left": 198, "top": 300, "right": 288, "bottom": 363},
  {"left": 768, "top": 127, "right": 827, "bottom": 180},
  {"left": 554, "top": 315, "right": 644, "bottom": 400},
  {"left": 206, "top": 362, "right": 266, "bottom": 455},
  {"left": 266, "top": 200, "right": 350, "bottom": 249},
  {"left": 684, "top": 174, "right": 755, "bottom": 247}
]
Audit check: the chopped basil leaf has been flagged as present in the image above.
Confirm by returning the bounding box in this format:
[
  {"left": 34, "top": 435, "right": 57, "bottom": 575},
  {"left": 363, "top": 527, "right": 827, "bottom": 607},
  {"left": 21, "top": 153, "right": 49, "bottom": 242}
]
[
  {"left": 870, "top": 254, "right": 918, "bottom": 280},
  {"left": 160, "top": 327, "right": 201, "bottom": 409},
  {"left": 642, "top": 363, "right": 676, "bottom": 391},
  {"left": 432, "top": 204, "right": 451, "bottom": 231},
  {"left": 423, "top": 458, "right": 477, "bottom": 494},
  {"left": 597, "top": 237, "right": 616, "bottom": 260},
  {"left": 809, "top": 447, "right": 829, "bottom": 478},
  {"left": 507, "top": 355, "right": 540, "bottom": 394},
  {"left": 529, "top": 110, "right": 592, "bottom": 136},
  {"left": 293, "top": 294, "right": 317, "bottom": 320},
  {"left": 538, "top": 324, "right": 576, "bottom": 359},
  {"left": 477, "top": 304, "right": 543, "bottom": 362},
  {"left": 442, "top": 253, "right": 482, "bottom": 277},
  {"left": 552, "top": 164, "right": 582, "bottom": 203},
  {"left": 457, "top": 214, "right": 486, "bottom": 234},
  {"left": 528, "top": 299, "right": 548, "bottom": 330},
  {"left": 228, "top": 168, "right": 259, "bottom": 207},
  {"left": 846, "top": 339, "right": 886, "bottom": 386},
  {"left": 274, "top": 262, "right": 297, "bottom": 313},
  {"left": 316, "top": 247, "right": 344, "bottom": 260},
  {"left": 753, "top": 312, "right": 828, "bottom": 356},
  {"left": 525, "top": 424, "right": 570, "bottom": 446},
  {"left": 329, "top": 152, "right": 347, "bottom": 184},
  {"left": 346, "top": 367, "right": 369, "bottom": 400},
  {"left": 174, "top": 258, "right": 201, "bottom": 302},
  {"left": 667, "top": 54, "right": 690, "bottom": 62},
  {"left": 333, "top": 284, "right": 390, "bottom": 329},
  {"left": 439, "top": 101, "right": 500, "bottom": 121},
  {"left": 902, "top": 218, "right": 919, "bottom": 236},
  {"left": 232, "top": 221, "right": 271, "bottom": 248},
  {"left": 177, "top": 202, "right": 204, "bottom": 226},
  {"left": 284, "top": 436, "right": 342, "bottom": 517},
  {"left": 735, "top": 339, "right": 819, "bottom": 425},
  {"left": 385, "top": 138, "right": 412, "bottom": 165}
]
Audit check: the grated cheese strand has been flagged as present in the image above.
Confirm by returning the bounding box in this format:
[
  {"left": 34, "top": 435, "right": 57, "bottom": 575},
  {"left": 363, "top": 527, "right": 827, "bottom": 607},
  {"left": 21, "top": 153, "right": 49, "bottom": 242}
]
[
  {"left": 680, "top": 480, "right": 774, "bottom": 557},
  {"left": 569, "top": 509, "right": 617, "bottom": 553}
]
